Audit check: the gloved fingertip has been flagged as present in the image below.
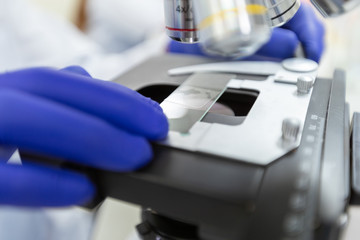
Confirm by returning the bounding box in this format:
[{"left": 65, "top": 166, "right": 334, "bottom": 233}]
[
  {"left": 60, "top": 66, "right": 92, "bottom": 78},
  {"left": 58, "top": 170, "right": 96, "bottom": 206},
  {"left": 149, "top": 114, "right": 169, "bottom": 141},
  {"left": 137, "top": 95, "right": 169, "bottom": 140},
  {"left": 142, "top": 96, "right": 163, "bottom": 112},
  {"left": 307, "top": 53, "right": 320, "bottom": 63},
  {"left": 117, "top": 137, "right": 153, "bottom": 171},
  {"left": 303, "top": 42, "right": 324, "bottom": 63}
]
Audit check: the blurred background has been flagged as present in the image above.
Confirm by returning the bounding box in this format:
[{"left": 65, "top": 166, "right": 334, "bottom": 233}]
[
  {"left": 28, "top": 0, "right": 83, "bottom": 24},
  {"left": 3, "top": 0, "right": 360, "bottom": 239}
]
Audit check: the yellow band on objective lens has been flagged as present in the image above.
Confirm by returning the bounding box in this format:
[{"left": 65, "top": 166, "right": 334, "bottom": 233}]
[
  {"left": 197, "top": 5, "right": 267, "bottom": 30},
  {"left": 246, "top": 4, "right": 268, "bottom": 14}
]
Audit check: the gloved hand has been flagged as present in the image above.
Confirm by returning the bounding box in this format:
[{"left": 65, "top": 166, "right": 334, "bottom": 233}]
[
  {"left": 168, "top": 3, "right": 325, "bottom": 62},
  {"left": 0, "top": 66, "right": 168, "bottom": 207}
]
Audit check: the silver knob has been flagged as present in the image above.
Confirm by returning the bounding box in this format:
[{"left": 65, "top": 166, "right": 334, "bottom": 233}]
[
  {"left": 297, "top": 76, "right": 314, "bottom": 94},
  {"left": 282, "top": 58, "right": 318, "bottom": 73},
  {"left": 282, "top": 118, "right": 301, "bottom": 142}
]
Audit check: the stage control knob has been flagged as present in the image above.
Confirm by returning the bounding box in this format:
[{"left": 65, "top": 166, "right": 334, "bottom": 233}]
[
  {"left": 282, "top": 118, "right": 301, "bottom": 142},
  {"left": 297, "top": 76, "right": 314, "bottom": 94}
]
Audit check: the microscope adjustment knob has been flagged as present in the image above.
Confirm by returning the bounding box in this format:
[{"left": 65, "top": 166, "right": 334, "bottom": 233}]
[
  {"left": 282, "top": 118, "right": 301, "bottom": 142},
  {"left": 282, "top": 58, "right": 318, "bottom": 73},
  {"left": 297, "top": 75, "right": 314, "bottom": 94}
]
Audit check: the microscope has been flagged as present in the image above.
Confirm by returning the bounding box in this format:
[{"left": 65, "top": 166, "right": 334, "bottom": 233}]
[
  {"left": 24, "top": 0, "right": 360, "bottom": 239},
  {"left": 90, "top": 0, "right": 360, "bottom": 239}
]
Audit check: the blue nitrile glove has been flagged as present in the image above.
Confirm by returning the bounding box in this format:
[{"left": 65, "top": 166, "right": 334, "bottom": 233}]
[
  {"left": 168, "top": 3, "right": 325, "bottom": 62},
  {"left": 0, "top": 66, "right": 168, "bottom": 207}
]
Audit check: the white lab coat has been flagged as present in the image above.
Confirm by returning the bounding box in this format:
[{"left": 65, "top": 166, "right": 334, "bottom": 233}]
[
  {"left": 86, "top": 0, "right": 165, "bottom": 54},
  {"left": 0, "top": 0, "right": 166, "bottom": 239},
  {"left": 0, "top": 0, "right": 166, "bottom": 79}
]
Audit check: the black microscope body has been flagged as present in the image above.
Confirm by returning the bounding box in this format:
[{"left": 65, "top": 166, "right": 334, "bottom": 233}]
[{"left": 25, "top": 54, "right": 360, "bottom": 240}]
